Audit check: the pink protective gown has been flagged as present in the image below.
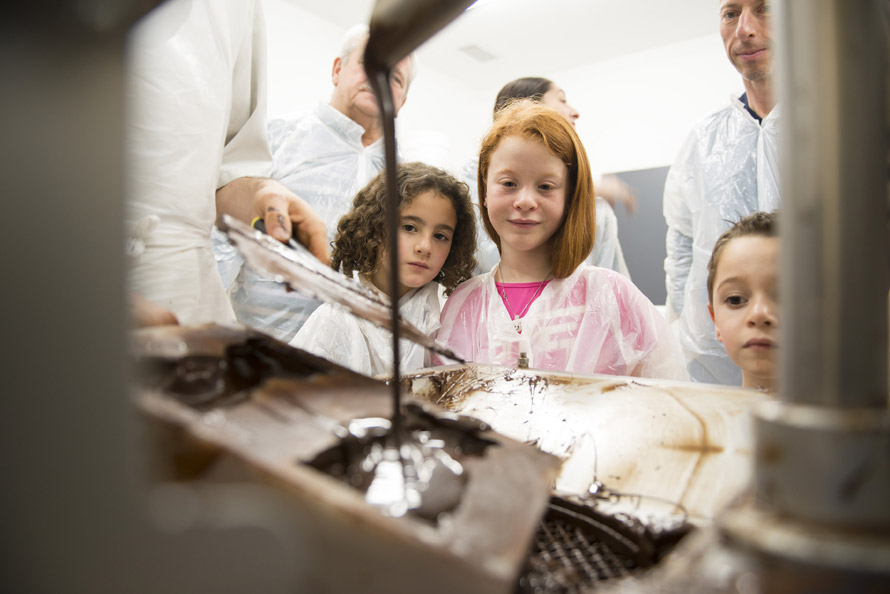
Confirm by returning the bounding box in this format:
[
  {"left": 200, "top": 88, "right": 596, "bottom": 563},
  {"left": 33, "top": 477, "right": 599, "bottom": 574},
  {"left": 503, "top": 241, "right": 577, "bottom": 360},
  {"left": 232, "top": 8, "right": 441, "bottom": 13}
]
[{"left": 438, "top": 265, "right": 689, "bottom": 380}]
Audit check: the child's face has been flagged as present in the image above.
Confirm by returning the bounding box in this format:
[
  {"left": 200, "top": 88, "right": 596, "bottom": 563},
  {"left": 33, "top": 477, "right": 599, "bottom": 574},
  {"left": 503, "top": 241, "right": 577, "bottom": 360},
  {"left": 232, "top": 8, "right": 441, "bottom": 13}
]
[
  {"left": 708, "top": 235, "right": 779, "bottom": 389},
  {"left": 485, "top": 135, "right": 567, "bottom": 263},
  {"left": 372, "top": 189, "right": 457, "bottom": 299}
]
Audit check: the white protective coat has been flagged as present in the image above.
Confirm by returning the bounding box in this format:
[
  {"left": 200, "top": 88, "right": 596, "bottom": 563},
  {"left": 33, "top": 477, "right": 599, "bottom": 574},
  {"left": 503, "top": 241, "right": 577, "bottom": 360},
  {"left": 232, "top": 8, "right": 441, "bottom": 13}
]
[
  {"left": 663, "top": 97, "right": 781, "bottom": 385},
  {"left": 438, "top": 266, "right": 688, "bottom": 380},
  {"left": 290, "top": 277, "right": 442, "bottom": 377},
  {"left": 219, "top": 103, "right": 386, "bottom": 342},
  {"left": 127, "top": 0, "right": 271, "bottom": 324}
]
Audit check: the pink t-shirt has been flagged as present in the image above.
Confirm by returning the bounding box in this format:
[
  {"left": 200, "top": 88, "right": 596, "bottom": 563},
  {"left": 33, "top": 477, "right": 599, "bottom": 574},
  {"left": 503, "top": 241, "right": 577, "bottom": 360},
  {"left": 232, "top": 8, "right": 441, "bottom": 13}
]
[{"left": 494, "top": 280, "right": 552, "bottom": 327}]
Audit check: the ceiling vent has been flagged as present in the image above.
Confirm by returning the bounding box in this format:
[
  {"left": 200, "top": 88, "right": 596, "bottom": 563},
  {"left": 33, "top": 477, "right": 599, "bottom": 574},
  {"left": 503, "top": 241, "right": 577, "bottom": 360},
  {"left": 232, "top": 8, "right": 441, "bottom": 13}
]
[{"left": 459, "top": 44, "right": 497, "bottom": 62}]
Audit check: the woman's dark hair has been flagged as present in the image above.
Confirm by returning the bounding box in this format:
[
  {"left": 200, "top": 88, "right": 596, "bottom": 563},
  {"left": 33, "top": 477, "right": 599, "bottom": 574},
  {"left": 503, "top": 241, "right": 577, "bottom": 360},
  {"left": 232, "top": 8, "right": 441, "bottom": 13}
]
[
  {"left": 493, "top": 77, "right": 553, "bottom": 115},
  {"left": 332, "top": 162, "right": 477, "bottom": 294}
]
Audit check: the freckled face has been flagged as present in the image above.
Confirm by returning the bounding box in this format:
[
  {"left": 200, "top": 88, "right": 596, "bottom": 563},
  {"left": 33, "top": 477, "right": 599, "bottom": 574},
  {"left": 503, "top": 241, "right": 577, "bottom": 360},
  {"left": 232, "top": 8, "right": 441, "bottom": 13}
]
[
  {"left": 372, "top": 190, "right": 457, "bottom": 298},
  {"left": 709, "top": 236, "right": 779, "bottom": 388},
  {"left": 484, "top": 136, "right": 568, "bottom": 265}
]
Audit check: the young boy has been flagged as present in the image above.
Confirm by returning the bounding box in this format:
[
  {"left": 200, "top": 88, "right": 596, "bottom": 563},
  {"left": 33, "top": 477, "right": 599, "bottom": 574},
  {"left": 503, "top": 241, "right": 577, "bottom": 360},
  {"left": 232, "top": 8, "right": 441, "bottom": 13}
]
[{"left": 706, "top": 211, "right": 779, "bottom": 392}]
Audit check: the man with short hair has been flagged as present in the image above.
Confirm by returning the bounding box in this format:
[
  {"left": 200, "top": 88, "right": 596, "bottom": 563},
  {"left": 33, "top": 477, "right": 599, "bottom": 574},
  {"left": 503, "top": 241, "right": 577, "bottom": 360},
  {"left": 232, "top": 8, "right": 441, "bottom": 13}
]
[
  {"left": 663, "top": 0, "right": 781, "bottom": 385},
  {"left": 220, "top": 24, "right": 414, "bottom": 342}
]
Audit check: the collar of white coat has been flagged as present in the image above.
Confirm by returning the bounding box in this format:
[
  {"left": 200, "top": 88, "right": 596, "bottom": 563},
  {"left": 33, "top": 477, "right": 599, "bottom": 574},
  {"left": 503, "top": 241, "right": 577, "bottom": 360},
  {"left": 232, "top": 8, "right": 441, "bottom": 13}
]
[
  {"left": 355, "top": 272, "right": 443, "bottom": 336},
  {"left": 728, "top": 94, "right": 781, "bottom": 127},
  {"left": 316, "top": 102, "right": 385, "bottom": 150},
  {"left": 356, "top": 271, "right": 431, "bottom": 306}
]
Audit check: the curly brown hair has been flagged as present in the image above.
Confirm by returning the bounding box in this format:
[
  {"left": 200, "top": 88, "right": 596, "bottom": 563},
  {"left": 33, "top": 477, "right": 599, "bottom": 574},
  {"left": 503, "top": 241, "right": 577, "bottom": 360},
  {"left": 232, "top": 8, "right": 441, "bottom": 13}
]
[{"left": 331, "top": 162, "right": 477, "bottom": 295}]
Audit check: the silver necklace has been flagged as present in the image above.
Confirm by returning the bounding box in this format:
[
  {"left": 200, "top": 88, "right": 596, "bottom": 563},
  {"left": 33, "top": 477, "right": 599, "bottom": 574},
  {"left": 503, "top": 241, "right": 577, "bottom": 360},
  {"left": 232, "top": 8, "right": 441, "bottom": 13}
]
[{"left": 497, "top": 267, "right": 548, "bottom": 333}]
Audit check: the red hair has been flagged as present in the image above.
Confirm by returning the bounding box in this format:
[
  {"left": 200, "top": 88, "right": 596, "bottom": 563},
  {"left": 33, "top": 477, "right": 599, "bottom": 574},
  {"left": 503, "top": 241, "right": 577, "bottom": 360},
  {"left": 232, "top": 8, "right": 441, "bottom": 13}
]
[{"left": 477, "top": 100, "right": 595, "bottom": 278}]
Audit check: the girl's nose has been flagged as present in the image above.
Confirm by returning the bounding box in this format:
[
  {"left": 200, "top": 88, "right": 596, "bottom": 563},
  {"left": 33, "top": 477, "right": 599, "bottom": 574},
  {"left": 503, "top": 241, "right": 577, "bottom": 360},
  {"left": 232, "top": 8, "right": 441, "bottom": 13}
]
[
  {"left": 415, "top": 234, "right": 431, "bottom": 254},
  {"left": 747, "top": 294, "right": 777, "bottom": 327},
  {"left": 514, "top": 187, "right": 538, "bottom": 210}
]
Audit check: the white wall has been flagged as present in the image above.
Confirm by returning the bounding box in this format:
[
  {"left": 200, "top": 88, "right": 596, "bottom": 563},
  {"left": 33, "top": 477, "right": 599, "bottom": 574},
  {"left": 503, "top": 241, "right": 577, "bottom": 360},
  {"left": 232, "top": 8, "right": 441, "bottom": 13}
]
[
  {"left": 262, "top": 0, "right": 743, "bottom": 177},
  {"left": 263, "top": 0, "right": 344, "bottom": 120},
  {"left": 559, "top": 35, "right": 744, "bottom": 174}
]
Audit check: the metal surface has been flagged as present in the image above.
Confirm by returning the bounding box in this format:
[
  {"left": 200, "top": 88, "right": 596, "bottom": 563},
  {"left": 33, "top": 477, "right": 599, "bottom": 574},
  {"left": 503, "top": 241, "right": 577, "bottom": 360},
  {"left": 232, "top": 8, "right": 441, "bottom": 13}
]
[
  {"left": 405, "top": 365, "right": 770, "bottom": 525},
  {"left": 749, "top": 0, "right": 890, "bottom": 532},
  {"left": 517, "top": 496, "right": 691, "bottom": 594},
  {"left": 1, "top": 4, "right": 310, "bottom": 593},
  {"left": 752, "top": 401, "right": 890, "bottom": 528},
  {"left": 132, "top": 325, "right": 561, "bottom": 594},
  {"left": 778, "top": 0, "right": 889, "bottom": 408},
  {"left": 220, "top": 215, "right": 464, "bottom": 365},
  {"left": 364, "top": 0, "right": 476, "bottom": 74}
]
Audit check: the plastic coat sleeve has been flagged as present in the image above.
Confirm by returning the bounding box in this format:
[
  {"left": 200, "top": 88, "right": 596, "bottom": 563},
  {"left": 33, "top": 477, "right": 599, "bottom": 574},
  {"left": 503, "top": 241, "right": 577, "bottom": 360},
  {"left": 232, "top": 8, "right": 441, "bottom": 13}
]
[
  {"left": 290, "top": 280, "right": 442, "bottom": 377},
  {"left": 126, "top": 0, "right": 272, "bottom": 325}
]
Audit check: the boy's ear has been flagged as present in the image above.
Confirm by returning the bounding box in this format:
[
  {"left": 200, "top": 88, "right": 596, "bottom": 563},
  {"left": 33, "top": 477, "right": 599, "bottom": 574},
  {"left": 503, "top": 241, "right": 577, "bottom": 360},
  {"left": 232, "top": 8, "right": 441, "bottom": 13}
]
[{"left": 708, "top": 302, "right": 723, "bottom": 343}]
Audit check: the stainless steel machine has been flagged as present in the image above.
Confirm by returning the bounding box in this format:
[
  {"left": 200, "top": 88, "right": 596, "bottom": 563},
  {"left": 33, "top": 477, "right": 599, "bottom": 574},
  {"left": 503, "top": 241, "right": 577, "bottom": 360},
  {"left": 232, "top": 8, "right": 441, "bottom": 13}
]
[{"left": 2, "top": 0, "right": 887, "bottom": 592}]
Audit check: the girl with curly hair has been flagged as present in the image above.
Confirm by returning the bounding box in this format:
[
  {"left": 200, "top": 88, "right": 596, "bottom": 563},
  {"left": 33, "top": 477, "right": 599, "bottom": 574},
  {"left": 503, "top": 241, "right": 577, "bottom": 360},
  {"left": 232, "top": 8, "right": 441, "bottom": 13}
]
[
  {"left": 438, "top": 101, "right": 687, "bottom": 379},
  {"left": 291, "top": 162, "right": 477, "bottom": 376}
]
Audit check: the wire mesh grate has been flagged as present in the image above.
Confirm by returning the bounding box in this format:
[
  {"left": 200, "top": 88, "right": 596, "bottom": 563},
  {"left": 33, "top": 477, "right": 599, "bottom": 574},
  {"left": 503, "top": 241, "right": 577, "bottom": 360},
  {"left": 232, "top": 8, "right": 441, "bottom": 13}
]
[{"left": 516, "top": 497, "right": 692, "bottom": 594}]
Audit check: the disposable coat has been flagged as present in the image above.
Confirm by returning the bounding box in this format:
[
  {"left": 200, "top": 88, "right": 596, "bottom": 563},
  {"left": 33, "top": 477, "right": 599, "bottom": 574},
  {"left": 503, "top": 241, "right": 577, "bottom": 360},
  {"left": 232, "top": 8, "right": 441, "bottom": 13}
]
[
  {"left": 127, "top": 0, "right": 271, "bottom": 324},
  {"left": 663, "top": 97, "right": 781, "bottom": 385},
  {"left": 438, "top": 265, "right": 688, "bottom": 380},
  {"left": 290, "top": 278, "right": 442, "bottom": 377}
]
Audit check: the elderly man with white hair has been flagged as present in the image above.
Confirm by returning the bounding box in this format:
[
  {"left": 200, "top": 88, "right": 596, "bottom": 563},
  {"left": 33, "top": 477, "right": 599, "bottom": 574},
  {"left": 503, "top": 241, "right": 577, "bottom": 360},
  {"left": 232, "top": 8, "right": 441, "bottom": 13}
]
[{"left": 218, "top": 24, "right": 415, "bottom": 342}]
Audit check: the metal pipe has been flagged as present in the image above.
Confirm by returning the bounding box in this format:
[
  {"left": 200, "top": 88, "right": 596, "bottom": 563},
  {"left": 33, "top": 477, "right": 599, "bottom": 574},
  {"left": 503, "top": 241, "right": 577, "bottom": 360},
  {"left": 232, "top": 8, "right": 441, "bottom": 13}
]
[
  {"left": 365, "top": 0, "right": 476, "bottom": 73},
  {"left": 746, "top": 0, "right": 890, "bottom": 532},
  {"left": 778, "top": 0, "right": 889, "bottom": 409}
]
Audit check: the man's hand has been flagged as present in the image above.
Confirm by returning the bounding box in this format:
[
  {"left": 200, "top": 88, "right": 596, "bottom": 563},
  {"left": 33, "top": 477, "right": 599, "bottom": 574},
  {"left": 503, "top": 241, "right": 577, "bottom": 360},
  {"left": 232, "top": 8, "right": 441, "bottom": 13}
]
[{"left": 216, "top": 177, "right": 330, "bottom": 265}]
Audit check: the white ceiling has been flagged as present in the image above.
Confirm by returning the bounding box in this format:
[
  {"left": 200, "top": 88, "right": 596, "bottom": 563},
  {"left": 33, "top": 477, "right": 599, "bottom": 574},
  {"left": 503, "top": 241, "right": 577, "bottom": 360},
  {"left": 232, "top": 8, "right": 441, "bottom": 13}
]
[{"left": 284, "top": 0, "right": 720, "bottom": 89}]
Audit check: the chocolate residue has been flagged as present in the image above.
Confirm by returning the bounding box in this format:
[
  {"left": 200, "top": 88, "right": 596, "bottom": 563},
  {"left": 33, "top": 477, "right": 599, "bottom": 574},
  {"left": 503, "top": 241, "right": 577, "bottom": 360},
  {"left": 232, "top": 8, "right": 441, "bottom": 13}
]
[
  {"left": 136, "top": 335, "right": 333, "bottom": 411},
  {"left": 425, "top": 367, "right": 493, "bottom": 410},
  {"left": 305, "top": 402, "right": 498, "bottom": 522},
  {"left": 599, "top": 381, "right": 629, "bottom": 393}
]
